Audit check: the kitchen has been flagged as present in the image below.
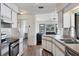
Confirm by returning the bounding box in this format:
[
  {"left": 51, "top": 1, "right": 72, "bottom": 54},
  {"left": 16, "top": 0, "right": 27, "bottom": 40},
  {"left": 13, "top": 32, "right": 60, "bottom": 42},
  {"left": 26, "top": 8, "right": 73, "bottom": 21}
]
[{"left": 0, "top": 3, "right": 79, "bottom": 56}]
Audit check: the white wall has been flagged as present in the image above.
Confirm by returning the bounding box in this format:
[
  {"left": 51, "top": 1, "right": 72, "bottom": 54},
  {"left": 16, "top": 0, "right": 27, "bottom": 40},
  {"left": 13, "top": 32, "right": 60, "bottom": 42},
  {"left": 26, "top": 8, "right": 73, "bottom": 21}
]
[
  {"left": 18, "top": 14, "right": 36, "bottom": 55},
  {"left": 18, "top": 14, "right": 36, "bottom": 45},
  {"left": 27, "top": 15, "right": 36, "bottom": 45},
  {"left": 56, "top": 3, "right": 68, "bottom": 12}
]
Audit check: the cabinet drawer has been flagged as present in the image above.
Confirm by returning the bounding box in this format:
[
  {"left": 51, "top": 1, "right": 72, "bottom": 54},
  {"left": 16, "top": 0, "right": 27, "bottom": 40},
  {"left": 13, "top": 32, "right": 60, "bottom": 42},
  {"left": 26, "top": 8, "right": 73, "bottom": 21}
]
[{"left": 53, "top": 39, "right": 65, "bottom": 53}]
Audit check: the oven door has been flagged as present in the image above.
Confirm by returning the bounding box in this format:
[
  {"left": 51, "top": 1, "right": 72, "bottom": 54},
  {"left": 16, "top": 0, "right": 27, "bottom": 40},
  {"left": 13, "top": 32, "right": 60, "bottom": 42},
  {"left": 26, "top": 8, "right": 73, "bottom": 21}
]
[{"left": 9, "top": 40, "right": 19, "bottom": 56}]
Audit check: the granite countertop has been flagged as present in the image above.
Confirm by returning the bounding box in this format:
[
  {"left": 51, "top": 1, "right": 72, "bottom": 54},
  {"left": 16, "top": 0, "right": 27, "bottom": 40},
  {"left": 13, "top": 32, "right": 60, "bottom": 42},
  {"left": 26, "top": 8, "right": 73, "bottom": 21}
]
[
  {"left": 43, "top": 34, "right": 79, "bottom": 55},
  {"left": 1, "top": 38, "right": 19, "bottom": 48},
  {"left": 6, "top": 38, "right": 19, "bottom": 43}
]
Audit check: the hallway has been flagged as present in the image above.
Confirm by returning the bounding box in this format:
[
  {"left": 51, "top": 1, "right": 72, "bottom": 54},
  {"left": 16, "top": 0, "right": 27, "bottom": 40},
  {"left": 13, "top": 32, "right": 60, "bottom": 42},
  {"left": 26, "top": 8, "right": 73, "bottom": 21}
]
[{"left": 22, "top": 39, "right": 53, "bottom": 56}]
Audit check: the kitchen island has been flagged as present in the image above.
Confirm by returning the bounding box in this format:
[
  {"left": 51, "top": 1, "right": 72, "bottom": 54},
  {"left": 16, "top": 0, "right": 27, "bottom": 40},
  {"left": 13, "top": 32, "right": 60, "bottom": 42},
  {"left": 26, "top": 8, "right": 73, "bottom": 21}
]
[{"left": 42, "top": 34, "right": 79, "bottom": 56}]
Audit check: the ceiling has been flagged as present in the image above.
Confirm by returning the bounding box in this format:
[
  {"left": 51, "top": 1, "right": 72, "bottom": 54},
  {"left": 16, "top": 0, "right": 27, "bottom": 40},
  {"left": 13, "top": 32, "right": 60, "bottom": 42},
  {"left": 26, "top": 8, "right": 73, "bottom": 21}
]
[{"left": 15, "top": 3, "right": 57, "bottom": 15}]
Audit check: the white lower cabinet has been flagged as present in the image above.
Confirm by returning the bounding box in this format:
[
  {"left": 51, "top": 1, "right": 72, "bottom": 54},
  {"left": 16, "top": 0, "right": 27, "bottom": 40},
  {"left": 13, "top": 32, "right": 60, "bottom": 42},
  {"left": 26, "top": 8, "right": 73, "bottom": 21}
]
[
  {"left": 42, "top": 37, "right": 52, "bottom": 52},
  {"left": 42, "top": 36, "right": 65, "bottom": 56},
  {"left": 42, "top": 39, "right": 47, "bottom": 50},
  {"left": 52, "top": 43, "right": 65, "bottom": 56},
  {"left": 55, "top": 45, "right": 65, "bottom": 56},
  {"left": 47, "top": 41, "right": 52, "bottom": 52}
]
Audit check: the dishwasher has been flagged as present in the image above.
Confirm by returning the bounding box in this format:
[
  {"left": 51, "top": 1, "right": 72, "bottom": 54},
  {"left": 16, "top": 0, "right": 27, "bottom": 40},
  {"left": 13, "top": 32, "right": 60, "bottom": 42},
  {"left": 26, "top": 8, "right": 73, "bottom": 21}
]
[{"left": 65, "top": 47, "right": 79, "bottom": 56}]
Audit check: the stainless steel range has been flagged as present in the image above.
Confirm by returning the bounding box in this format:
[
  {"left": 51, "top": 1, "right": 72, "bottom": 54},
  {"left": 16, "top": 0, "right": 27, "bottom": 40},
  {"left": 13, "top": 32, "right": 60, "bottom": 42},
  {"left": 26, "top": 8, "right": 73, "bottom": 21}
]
[{"left": 9, "top": 39, "right": 19, "bottom": 56}]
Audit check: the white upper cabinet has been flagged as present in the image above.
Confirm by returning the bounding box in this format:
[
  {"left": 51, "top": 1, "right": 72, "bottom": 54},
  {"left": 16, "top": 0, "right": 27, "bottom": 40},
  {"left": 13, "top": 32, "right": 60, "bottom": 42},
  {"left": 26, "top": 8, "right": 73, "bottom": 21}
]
[
  {"left": 1, "top": 3, "right": 18, "bottom": 24},
  {"left": 63, "top": 11, "right": 71, "bottom": 28},
  {"left": 1, "top": 4, "right": 11, "bottom": 19},
  {"left": 5, "top": 3, "right": 19, "bottom": 13},
  {"left": 12, "top": 11, "right": 17, "bottom": 28},
  {"left": 58, "top": 11, "right": 63, "bottom": 28}
]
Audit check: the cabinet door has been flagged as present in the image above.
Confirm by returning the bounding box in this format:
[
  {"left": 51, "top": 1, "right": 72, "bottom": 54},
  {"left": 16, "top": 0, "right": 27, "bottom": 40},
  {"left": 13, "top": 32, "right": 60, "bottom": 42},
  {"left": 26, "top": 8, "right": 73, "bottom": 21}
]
[
  {"left": 52, "top": 44, "right": 56, "bottom": 56},
  {"left": 58, "top": 11, "right": 63, "bottom": 28},
  {"left": 12, "top": 11, "right": 17, "bottom": 28},
  {"left": 1, "top": 4, "right": 6, "bottom": 17},
  {"left": 63, "top": 11, "right": 71, "bottom": 28},
  {"left": 55, "top": 46, "right": 64, "bottom": 56},
  {"left": 42, "top": 40, "right": 47, "bottom": 50},
  {"left": 19, "top": 42, "right": 23, "bottom": 55},
  {"left": 47, "top": 41, "right": 52, "bottom": 52},
  {"left": 1, "top": 4, "right": 11, "bottom": 18}
]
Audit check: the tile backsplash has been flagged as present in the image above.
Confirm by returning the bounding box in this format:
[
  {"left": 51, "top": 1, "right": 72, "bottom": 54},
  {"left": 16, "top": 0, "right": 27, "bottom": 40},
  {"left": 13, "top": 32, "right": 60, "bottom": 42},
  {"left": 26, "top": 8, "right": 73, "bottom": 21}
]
[
  {"left": 1, "top": 28, "right": 11, "bottom": 38},
  {"left": 63, "top": 28, "right": 70, "bottom": 36}
]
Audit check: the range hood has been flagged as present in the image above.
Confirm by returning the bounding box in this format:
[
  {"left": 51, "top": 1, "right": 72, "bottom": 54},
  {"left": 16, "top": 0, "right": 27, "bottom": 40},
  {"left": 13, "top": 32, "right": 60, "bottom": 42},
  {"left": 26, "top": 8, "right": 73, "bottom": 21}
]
[{"left": 1, "top": 16, "right": 12, "bottom": 23}]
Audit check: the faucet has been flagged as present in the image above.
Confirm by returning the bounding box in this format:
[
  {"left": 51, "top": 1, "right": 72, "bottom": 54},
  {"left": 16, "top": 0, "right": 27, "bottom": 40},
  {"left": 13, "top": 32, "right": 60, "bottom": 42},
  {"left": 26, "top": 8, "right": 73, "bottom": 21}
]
[{"left": 71, "top": 38, "right": 77, "bottom": 43}]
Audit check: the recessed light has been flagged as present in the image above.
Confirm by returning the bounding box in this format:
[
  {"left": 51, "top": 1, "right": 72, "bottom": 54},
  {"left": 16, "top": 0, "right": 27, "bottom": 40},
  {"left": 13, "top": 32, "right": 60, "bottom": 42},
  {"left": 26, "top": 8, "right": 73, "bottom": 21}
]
[
  {"left": 38, "top": 6, "right": 44, "bottom": 9},
  {"left": 19, "top": 10, "right": 28, "bottom": 15},
  {"left": 20, "top": 12, "right": 24, "bottom": 15}
]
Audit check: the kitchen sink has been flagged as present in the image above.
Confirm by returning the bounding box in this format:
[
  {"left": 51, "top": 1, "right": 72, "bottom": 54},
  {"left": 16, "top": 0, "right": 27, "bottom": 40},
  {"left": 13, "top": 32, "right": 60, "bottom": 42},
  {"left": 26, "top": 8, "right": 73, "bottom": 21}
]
[
  {"left": 60, "top": 39, "right": 79, "bottom": 44},
  {"left": 60, "top": 39, "right": 72, "bottom": 41},
  {"left": 64, "top": 41, "right": 79, "bottom": 44}
]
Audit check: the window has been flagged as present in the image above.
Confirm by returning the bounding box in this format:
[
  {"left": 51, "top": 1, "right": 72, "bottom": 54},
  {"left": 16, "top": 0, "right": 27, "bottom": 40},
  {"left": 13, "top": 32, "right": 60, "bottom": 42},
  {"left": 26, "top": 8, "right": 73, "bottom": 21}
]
[
  {"left": 39, "top": 24, "right": 45, "bottom": 33},
  {"left": 46, "top": 24, "right": 55, "bottom": 32},
  {"left": 39, "top": 24, "right": 57, "bottom": 34}
]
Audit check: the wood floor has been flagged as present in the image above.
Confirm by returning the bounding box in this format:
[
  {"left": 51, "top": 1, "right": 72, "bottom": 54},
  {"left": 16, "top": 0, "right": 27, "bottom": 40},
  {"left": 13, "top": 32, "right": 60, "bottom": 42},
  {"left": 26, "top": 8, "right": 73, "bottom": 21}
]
[
  {"left": 23, "top": 39, "right": 53, "bottom": 56},
  {"left": 23, "top": 45, "right": 53, "bottom": 56}
]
